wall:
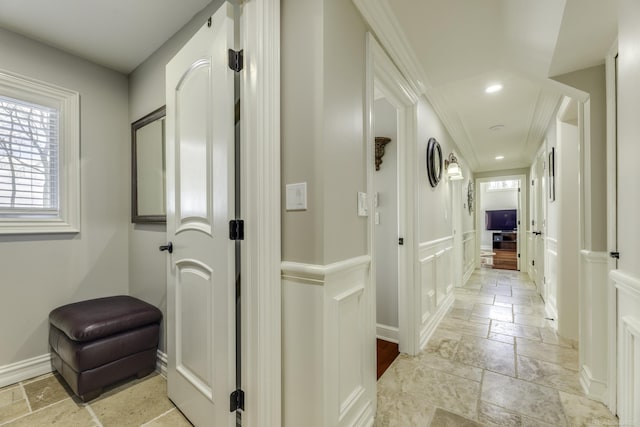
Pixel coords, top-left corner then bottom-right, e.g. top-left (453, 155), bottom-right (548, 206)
top-left (611, 2), bottom-right (640, 423)
top-left (478, 182), bottom-right (518, 248)
top-left (552, 65), bottom-right (606, 251)
top-left (127, 0), bottom-right (226, 352)
top-left (374, 98), bottom-right (399, 332)
top-left (0, 28), bottom-right (130, 366)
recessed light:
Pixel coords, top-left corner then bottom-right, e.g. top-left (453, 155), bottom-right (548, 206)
top-left (485, 84), bottom-right (503, 93)
top-left (489, 124), bottom-right (505, 131)
top-left (495, 155), bottom-right (504, 160)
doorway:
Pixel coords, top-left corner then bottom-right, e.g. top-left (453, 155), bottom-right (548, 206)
top-left (372, 96), bottom-right (400, 377)
top-left (475, 176), bottom-right (527, 274)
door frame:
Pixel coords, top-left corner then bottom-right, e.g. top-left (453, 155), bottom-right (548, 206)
top-left (239, 0), bottom-right (282, 426)
top-left (605, 38), bottom-right (618, 414)
top-left (365, 34), bottom-right (420, 356)
top-left (474, 174), bottom-right (528, 273)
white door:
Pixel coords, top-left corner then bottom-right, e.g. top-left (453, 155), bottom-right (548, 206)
top-left (165, 4), bottom-right (236, 426)
top-left (533, 149), bottom-right (546, 299)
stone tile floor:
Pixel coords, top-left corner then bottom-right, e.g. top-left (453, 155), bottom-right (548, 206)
top-left (375, 269), bottom-right (619, 427)
top-left (0, 372), bottom-right (191, 426)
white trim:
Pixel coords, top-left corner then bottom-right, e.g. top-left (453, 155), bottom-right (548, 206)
top-left (155, 350), bottom-right (167, 377)
top-left (580, 364), bottom-right (608, 403)
top-left (419, 292), bottom-right (455, 351)
top-left (376, 324), bottom-right (399, 343)
top-left (240, 0), bottom-right (281, 425)
top-left (0, 353), bottom-right (52, 388)
top-left (419, 235), bottom-right (454, 252)
top-left (365, 33), bottom-right (419, 358)
top-left (281, 255), bottom-right (371, 282)
top-left (580, 250), bottom-right (608, 264)
top-left (611, 270), bottom-right (640, 300)
top-left (605, 38), bottom-right (618, 415)
top-left (0, 69), bottom-right (80, 235)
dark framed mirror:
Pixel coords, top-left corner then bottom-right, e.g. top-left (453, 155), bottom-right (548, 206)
top-left (132, 106), bottom-right (166, 223)
top-left (426, 137), bottom-right (443, 187)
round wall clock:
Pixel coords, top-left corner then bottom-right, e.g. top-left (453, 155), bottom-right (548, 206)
top-left (426, 137), bottom-right (442, 187)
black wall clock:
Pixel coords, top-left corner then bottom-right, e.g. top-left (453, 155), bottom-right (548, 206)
top-left (426, 137), bottom-right (443, 187)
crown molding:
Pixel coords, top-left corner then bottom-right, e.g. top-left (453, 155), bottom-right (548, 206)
top-left (524, 89), bottom-right (562, 161)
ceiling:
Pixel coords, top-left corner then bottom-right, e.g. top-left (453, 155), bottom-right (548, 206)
top-left (0, 0), bottom-right (211, 73)
top-left (361, 0), bottom-right (617, 172)
top-left (0, 0), bottom-right (618, 173)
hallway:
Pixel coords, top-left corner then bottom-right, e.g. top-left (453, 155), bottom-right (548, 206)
top-left (375, 269), bottom-right (617, 426)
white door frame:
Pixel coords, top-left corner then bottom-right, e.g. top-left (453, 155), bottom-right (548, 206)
top-left (239, 0), bottom-right (281, 426)
top-left (605, 39), bottom-right (618, 414)
top-left (474, 174), bottom-right (528, 273)
top-left (365, 34), bottom-right (420, 356)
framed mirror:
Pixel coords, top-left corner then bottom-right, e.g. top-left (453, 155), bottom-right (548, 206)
top-left (132, 106), bottom-right (166, 223)
top-left (426, 137), bottom-right (443, 187)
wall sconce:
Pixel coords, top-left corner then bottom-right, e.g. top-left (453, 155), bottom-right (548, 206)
top-left (374, 137), bottom-right (391, 171)
top-left (444, 153), bottom-right (464, 180)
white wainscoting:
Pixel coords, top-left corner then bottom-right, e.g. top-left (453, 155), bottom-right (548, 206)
top-left (611, 270), bottom-right (640, 426)
top-left (462, 231), bottom-right (476, 286)
top-left (418, 236), bottom-right (455, 351)
top-left (545, 237), bottom-right (559, 323)
top-left (281, 256), bottom-right (374, 427)
top-left (579, 251), bottom-right (609, 402)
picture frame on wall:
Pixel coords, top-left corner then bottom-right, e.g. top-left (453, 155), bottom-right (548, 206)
top-left (548, 147), bottom-right (555, 202)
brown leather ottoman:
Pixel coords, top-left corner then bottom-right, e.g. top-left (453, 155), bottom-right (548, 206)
top-left (48, 295), bottom-right (162, 402)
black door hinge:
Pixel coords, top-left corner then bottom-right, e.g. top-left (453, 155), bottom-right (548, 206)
top-left (532, 260), bottom-right (535, 266)
top-left (229, 219), bottom-right (245, 240)
top-left (518, 253), bottom-right (520, 258)
top-left (398, 237), bottom-right (404, 245)
top-left (610, 251), bottom-right (620, 259)
top-left (228, 49), bottom-right (244, 72)
top-left (230, 389), bottom-right (245, 412)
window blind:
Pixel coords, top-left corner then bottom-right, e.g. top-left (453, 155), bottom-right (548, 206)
top-left (0, 95), bottom-right (59, 215)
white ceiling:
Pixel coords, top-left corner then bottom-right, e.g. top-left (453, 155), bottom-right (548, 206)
top-left (0, 0), bottom-right (618, 173)
top-left (361, 0), bottom-right (617, 172)
top-left (0, 0), bottom-right (212, 73)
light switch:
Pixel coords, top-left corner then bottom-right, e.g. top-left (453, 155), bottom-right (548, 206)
top-left (286, 182), bottom-right (307, 211)
top-left (357, 192), bottom-right (368, 216)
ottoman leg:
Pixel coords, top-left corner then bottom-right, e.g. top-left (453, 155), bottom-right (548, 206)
top-left (80, 388), bottom-right (102, 402)
top-left (136, 366), bottom-right (155, 379)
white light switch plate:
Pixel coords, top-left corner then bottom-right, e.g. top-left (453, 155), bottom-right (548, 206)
top-left (357, 192), bottom-right (368, 216)
top-left (286, 182), bottom-right (307, 211)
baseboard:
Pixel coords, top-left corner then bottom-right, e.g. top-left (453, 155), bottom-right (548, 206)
top-left (376, 324), bottom-right (399, 343)
top-left (156, 350), bottom-right (167, 377)
top-left (580, 364), bottom-right (608, 404)
top-left (0, 353), bottom-right (53, 388)
top-left (419, 292), bottom-right (455, 351)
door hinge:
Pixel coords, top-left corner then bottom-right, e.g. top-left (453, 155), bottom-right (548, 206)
top-left (398, 237), bottom-right (404, 245)
top-left (230, 389), bottom-right (245, 412)
top-left (532, 260), bottom-right (535, 266)
top-left (228, 49), bottom-right (244, 72)
top-left (229, 219), bottom-right (245, 240)
top-left (610, 251), bottom-right (620, 259)
top-left (531, 180), bottom-right (534, 186)
top-left (518, 253), bottom-right (520, 258)
top-left (518, 188), bottom-right (521, 192)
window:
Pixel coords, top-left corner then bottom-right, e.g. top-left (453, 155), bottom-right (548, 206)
top-left (0, 70), bottom-right (79, 234)
top-left (487, 180), bottom-right (519, 192)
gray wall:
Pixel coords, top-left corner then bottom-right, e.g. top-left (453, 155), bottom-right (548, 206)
top-left (281, 0), bottom-right (367, 265)
top-left (0, 28), bottom-right (130, 365)
top-left (374, 99), bottom-right (399, 329)
top-left (127, 0), bottom-right (226, 352)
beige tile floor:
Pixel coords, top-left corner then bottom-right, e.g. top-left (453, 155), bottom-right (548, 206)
top-left (0, 372), bottom-right (191, 426)
top-left (376, 268), bottom-right (620, 427)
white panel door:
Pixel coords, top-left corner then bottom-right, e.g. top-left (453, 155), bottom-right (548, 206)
top-left (165, 4), bottom-right (235, 426)
top-left (533, 149), bottom-right (546, 299)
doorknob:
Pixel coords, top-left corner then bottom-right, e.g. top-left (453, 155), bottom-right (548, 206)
top-left (159, 242), bottom-right (173, 254)
top-left (533, 231), bottom-right (542, 236)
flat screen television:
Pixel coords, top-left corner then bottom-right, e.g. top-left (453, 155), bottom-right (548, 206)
top-left (485, 209), bottom-right (517, 231)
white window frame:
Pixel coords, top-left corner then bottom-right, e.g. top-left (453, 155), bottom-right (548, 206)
top-left (0, 69), bottom-right (79, 234)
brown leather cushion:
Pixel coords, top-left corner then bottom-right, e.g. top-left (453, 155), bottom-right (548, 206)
top-left (49, 323), bottom-right (159, 372)
top-left (49, 296), bottom-right (162, 342)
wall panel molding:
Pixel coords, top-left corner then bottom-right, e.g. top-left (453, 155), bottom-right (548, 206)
top-left (282, 256), bottom-right (374, 426)
top-left (0, 354), bottom-right (52, 388)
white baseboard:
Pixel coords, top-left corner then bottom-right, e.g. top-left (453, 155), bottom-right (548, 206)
top-left (419, 292), bottom-right (455, 351)
top-left (376, 324), bottom-right (399, 343)
top-left (156, 350), bottom-right (167, 377)
top-left (0, 353), bottom-right (53, 388)
top-left (580, 364), bottom-right (608, 404)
